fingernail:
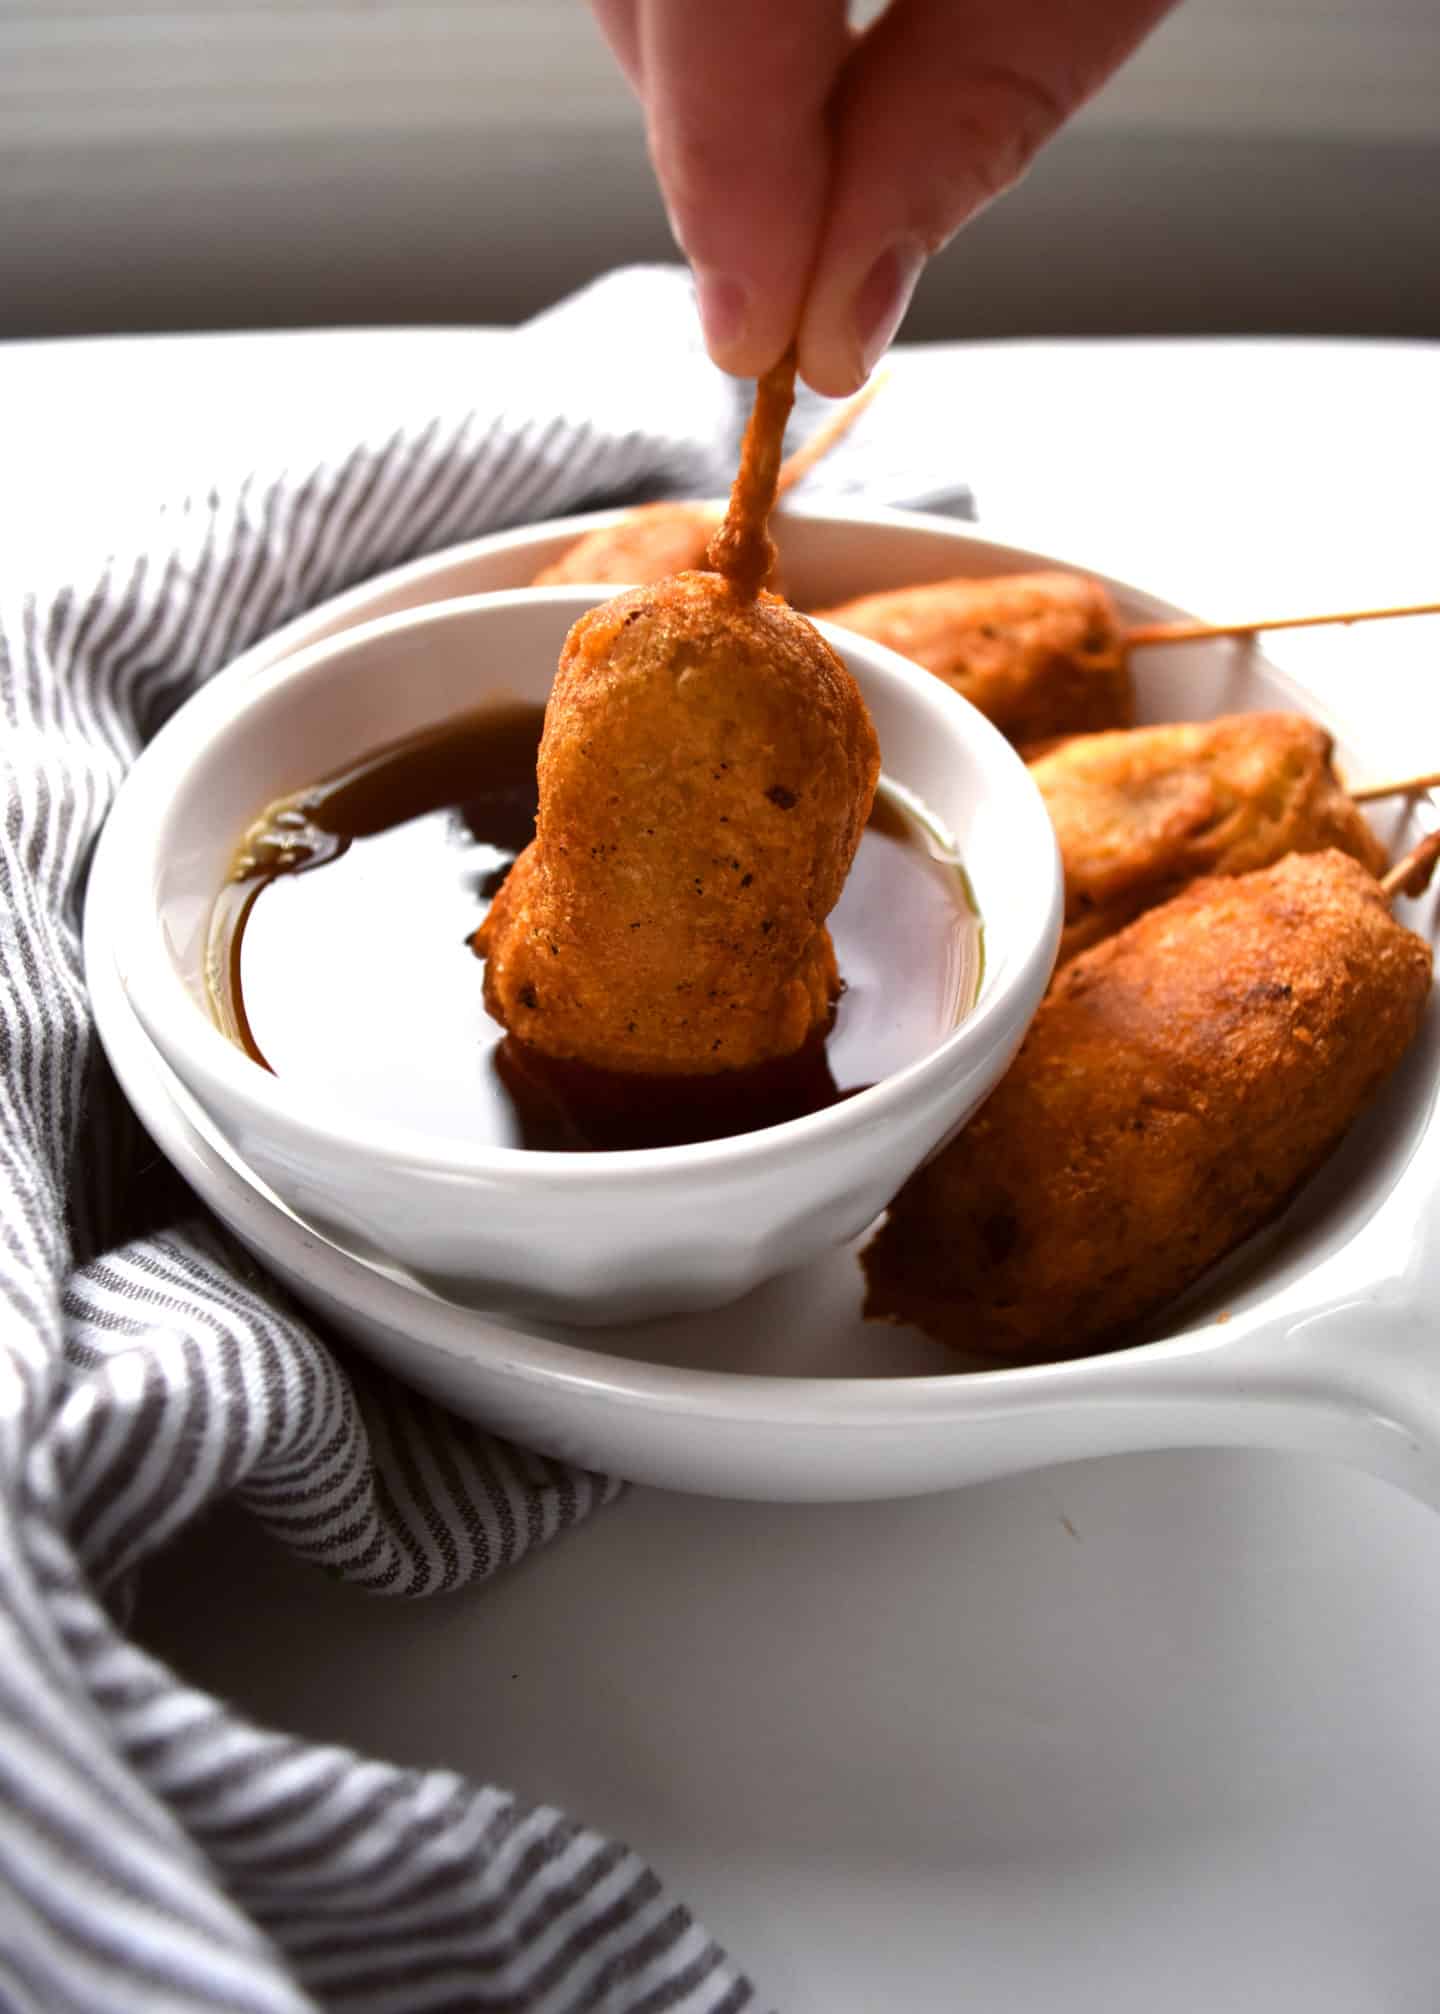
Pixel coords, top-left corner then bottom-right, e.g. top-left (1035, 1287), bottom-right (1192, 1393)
top-left (693, 268), bottom-right (748, 359)
top-left (854, 239), bottom-right (927, 380)
top-left (663, 201), bottom-right (690, 257)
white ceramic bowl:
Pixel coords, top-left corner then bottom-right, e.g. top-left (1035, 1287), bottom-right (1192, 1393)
top-left (99, 585), bottom-right (1061, 1323)
top-left (83, 507), bottom-right (1440, 1504)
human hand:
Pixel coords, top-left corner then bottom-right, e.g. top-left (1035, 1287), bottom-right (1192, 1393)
top-left (590, 0), bottom-right (1176, 394)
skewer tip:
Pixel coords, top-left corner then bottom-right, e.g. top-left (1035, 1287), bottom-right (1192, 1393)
top-left (1381, 829), bottom-right (1440, 902)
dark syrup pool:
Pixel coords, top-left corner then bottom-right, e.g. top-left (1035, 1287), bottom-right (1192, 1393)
top-left (210, 704), bottom-right (982, 1152)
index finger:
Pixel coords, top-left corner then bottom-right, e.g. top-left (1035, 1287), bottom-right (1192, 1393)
top-left (799, 0), bottom-right (1176, 393)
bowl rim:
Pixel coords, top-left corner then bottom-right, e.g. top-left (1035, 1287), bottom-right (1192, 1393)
top-left (105, 582), bottom-right (1063, 1185)
top-left (223, 496), bottom-right (1299, 693)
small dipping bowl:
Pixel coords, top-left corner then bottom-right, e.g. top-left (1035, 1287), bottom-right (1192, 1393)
top-left (104, 587), bottom-right (1061, 1323)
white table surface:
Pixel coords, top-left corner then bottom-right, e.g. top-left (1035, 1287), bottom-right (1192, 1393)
top-left (15, 327), bottom-right (1440, 2012)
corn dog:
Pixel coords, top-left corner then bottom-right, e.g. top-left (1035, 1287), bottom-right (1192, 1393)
top-left (814, 571), bottom-right (1131, 747)
top-left (477, 352), bottom-right (880, 1076)
top-left (1033, 712), bottom-right (1388, 964)
top-left (863, 849), bottom-right (1432, 1363)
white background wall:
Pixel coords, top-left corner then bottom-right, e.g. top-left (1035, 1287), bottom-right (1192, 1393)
top-left (6, 0), bottom-right (1440, 339)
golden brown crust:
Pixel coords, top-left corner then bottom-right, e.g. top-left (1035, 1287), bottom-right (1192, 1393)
top-left (477, 570), bottom-right (879, 1075)
top-left (814, 570), bottom-right (1132, 746)
top-left (531, 502), bottom-right (721, 588)
top-left (862, 850), bottom-right (1432, 1363)
top-left (1032, 712), bottom-right (1390, 963)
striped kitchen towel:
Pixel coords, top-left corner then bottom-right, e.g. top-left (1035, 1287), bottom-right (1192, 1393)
top-left (0, 264), bottom-right (971, 2013)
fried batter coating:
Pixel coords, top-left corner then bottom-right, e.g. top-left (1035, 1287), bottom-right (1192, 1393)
top-left (1034, 711), bottom-right (1389, 963)
top-left (863, 851), bottom-right (1432, 1363)
top-left (814, 571), bottom-right (1131, 746)
top-left (476, 573), bottom-right (878, 1073)
top-left (532, 502), bottom-right (721, 588)
top-left (479, 351), bottom-right (880, 1077)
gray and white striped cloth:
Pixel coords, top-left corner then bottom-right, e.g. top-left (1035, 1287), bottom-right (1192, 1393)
top-left (0, 266), bottom-right (971, 2013)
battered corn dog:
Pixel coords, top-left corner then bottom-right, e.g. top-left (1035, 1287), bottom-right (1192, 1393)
top-left (863, 850), bottom-right (1432, 1364)
top-left (477, 352), bottom-right (880, 1076)
top-left (814, 570), bottom-right (1131, 747)
top-left (1034, 712), bottom-right (1388, 963)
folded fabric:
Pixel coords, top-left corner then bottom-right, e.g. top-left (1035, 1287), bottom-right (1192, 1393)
top-left (0, 265), bottom-right (970, 2013)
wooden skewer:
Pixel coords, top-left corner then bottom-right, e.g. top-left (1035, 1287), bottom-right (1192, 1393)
top-left (705, 346), bottom-right (799, 601)
top-left (1350, 768), bottom-right (1440, 804)
top-left (1381, 829), bottom-right (1440, 902)
top-left (774, 371), bottom-right (888, 499)
top-left (1126, 598), bottom-right (1440, 649)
